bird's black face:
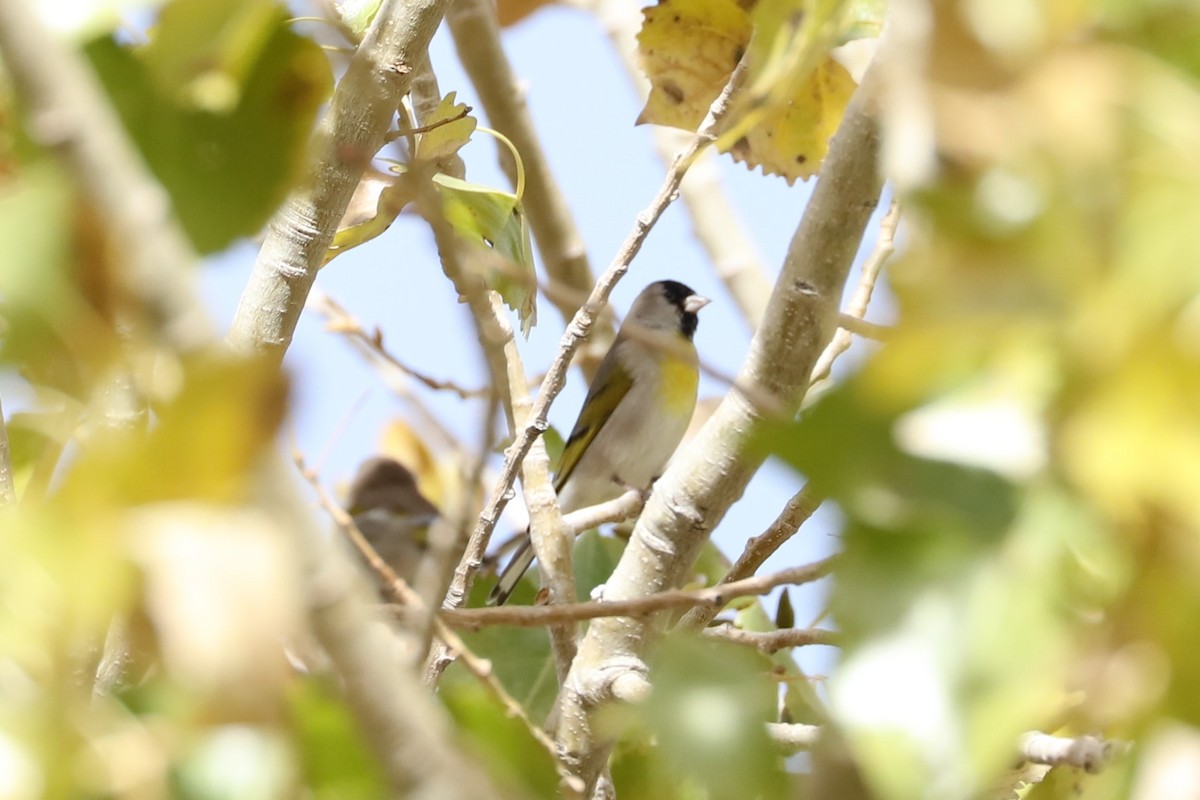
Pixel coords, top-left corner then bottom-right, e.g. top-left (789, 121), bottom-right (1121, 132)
top-left (656, 280), bottom-right (702, 340)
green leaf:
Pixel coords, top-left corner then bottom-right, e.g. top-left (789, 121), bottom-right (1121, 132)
top-left (432, 173), bottom-right (538, 334)
top-left (637, 633), bottom-right (788, 800)
top-left (574, 530), bottom-right (626, 600)
top-left (757, 378), bottom-right (1019, 539)
top-left (325, 174), bottom-right (416, 265)
top-left (85, 0), bottom-right (332, 252)
top-left (289, 677), bottom-right (387, 799)
top-left (439, 679), bottom-right (558, 798)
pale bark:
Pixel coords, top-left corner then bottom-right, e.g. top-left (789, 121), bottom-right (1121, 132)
top-left (555, 49), bottom-right (888, 793)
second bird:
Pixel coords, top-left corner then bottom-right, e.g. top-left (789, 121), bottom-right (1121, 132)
top-left (488, 279), bottom-right (710, 605)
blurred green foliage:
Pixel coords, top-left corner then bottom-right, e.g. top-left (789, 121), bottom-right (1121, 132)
top-left (2, 0), bottom-right (1200, 797)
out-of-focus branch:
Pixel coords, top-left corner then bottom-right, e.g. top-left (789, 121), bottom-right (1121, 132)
top-left (0, 0), bottom-right (211, 351)
top-left (1018, 732), bottom-right (1130, 773)
top-left (436, 558), bottom-right (836, 629)
top-left (679, 483), bottom-right (823, 630)
top-left (296, 450), bottom-right (582, 794)
top-left (228, 0), bottom-right (448, 362)
top-left (458, 62), bottom-right (749, 632)
top-left (0, 396), bottom-right (14, 507)
top-left (767, 723), bottom-right (822, 753)
top-left (703, 625), bottom-right (842, 653)
top-left (575, 0), bottom-right (775, 328)
top-left (446, 0), bottom-right (609, 355)
top-left (311, 291), bottom-right (487, 399)
top-left (555, 43), bottom-right (887, 793)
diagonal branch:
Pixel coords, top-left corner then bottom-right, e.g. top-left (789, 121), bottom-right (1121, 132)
top-left (228, 0), bottom-right (449, 362)
top-left (554, 42), bottom-right (888, 793)
top-left (452, 60), bottom-right (750, 618)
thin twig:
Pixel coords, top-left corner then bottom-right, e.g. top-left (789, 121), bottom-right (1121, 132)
top-left (836, 312), bottom-right (892, 341)
top-left (679, 483), bottom-right (823, 630)
top-left (294, 448), bottom-right (582, 794)
top-left (436, 556), bottom-right (837, 630)
top-left (312, 291), bottom-right (487, 399)
top-left (571, 0), bottom-right (775, 329)
top-left (455, 61), bottom-right (750, 622)
top-left (703, 625), bottom-right (842, 654)
top-left (809, 199), bottom-right (899, 386)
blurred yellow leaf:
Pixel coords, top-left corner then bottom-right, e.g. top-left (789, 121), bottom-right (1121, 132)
top-left (63, 352), bottom-right (288, 506)
top-left (380, 419), bottom-right (445, 509)
top-left (131, 503), bottom-right (301, 717)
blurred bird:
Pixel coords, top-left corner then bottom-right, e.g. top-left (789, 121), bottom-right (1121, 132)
top-left (346, 456), bottom-right (440, 586)
top-left (488, 279), bottom-right (710, 605)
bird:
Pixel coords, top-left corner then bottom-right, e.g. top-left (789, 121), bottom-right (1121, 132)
top-left (488, 279), bottom-right (710, 605)
top-left (345, 456), bottom-right (441, 587)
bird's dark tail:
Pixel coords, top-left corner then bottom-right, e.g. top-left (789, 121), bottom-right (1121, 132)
top-left (487, 537), bottom-right (535, 606)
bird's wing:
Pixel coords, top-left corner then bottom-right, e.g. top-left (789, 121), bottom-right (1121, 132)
top-left (554, 350), bottom-right (634, 493)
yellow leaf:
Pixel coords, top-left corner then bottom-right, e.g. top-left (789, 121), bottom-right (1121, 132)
top-left (726, 55), bottom-right (856, 182)
top-left (379, 420), bottom-right (445, 509)
top-left (636, 0), bottom-right (857, 182)
top-left (414, 91), bottom-right (478, 164)
top-left (636, 0), bottom-right (753, 130)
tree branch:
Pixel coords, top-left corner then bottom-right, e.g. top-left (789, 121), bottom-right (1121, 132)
top-left (810, 199), bottom-right (898, 385)
top-left (679, 482), bottom-right (823, 630)
top-left (766, 722), bottom-right (822, 753)
top-left (446, 0), bottom-right (607, 348)
top-left (454, 60), bottom-right (748, 618)
top-left (574, 0), bottom-right (775, 329)
top-left (435, 557), bottom-right (836, 629)
top-left (555, 46), bottom-right (887, 792)
top-left (228, 0), bottom-right (449, 362)
top-left (0, 396), bottom-right (14, 507)
top-left (703, 625), bottom-right (842, 654)
top-left (1017, 732), bottom-right (1130, 773)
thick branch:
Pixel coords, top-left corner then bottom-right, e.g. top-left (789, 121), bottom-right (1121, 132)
top-left (555, 50), bottom-right (887, 791)
top-left (577, 0), bottom-right (774, 328)
top-left (228, 0), bottom-right (448, 362)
